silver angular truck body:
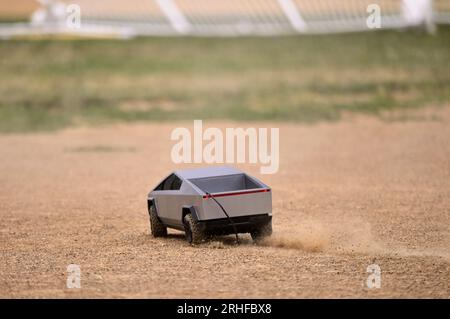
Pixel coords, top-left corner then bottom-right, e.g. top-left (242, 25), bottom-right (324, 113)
top-left (147, 166), bottom-right (272, 244)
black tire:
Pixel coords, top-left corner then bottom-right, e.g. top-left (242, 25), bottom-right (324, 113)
top-left (251, 221), bottom-right (272, 242)
top-left (149, 204), bottom-right (167, 237)
top-left (183, 213), bottom-right (204, 244)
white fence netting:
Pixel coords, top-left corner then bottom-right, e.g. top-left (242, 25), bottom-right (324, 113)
top-left (0, 0), bottom-right (448, 38)
top-left (434, 0), bottom-right (450, 23)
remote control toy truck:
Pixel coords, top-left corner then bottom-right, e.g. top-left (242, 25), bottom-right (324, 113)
top-left (147, 166), bottom-right (272, 244)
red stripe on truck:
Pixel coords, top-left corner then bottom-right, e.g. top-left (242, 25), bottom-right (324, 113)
top-left (203, 189), bottom-right (270, 199)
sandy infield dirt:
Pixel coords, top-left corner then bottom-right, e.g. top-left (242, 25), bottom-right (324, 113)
top-left (1, 108), bottom-right (449, 298)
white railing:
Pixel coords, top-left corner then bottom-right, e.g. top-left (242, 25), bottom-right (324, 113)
top-left (0, 0), bottom-right (448, 39)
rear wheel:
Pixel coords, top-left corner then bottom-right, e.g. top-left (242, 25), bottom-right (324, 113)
top-left (184, 213), bottom-right (204, 244)
top-left (251, 221), bottom-right (272, 242)
top-left (149, 204), bottom-right (167, 237)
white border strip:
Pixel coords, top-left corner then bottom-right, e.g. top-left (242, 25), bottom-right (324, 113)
top-left (277, 0), bottom-right (307, 32)
top-left (155, 0), bottom-right (191, 34)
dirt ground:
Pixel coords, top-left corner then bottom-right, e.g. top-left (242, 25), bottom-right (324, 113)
top-left (1, 108), bottom-right (449, 298)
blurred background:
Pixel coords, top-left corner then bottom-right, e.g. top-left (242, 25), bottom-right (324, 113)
top-left (0, 0), bottom-right (449, 132)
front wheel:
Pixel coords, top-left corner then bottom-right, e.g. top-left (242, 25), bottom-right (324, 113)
top-left (251, 221), bottom-right (272, 242)
top-left (184, 213), bottom-right (204, 245)
top-left (149, 204), bottom-right (167, 237)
